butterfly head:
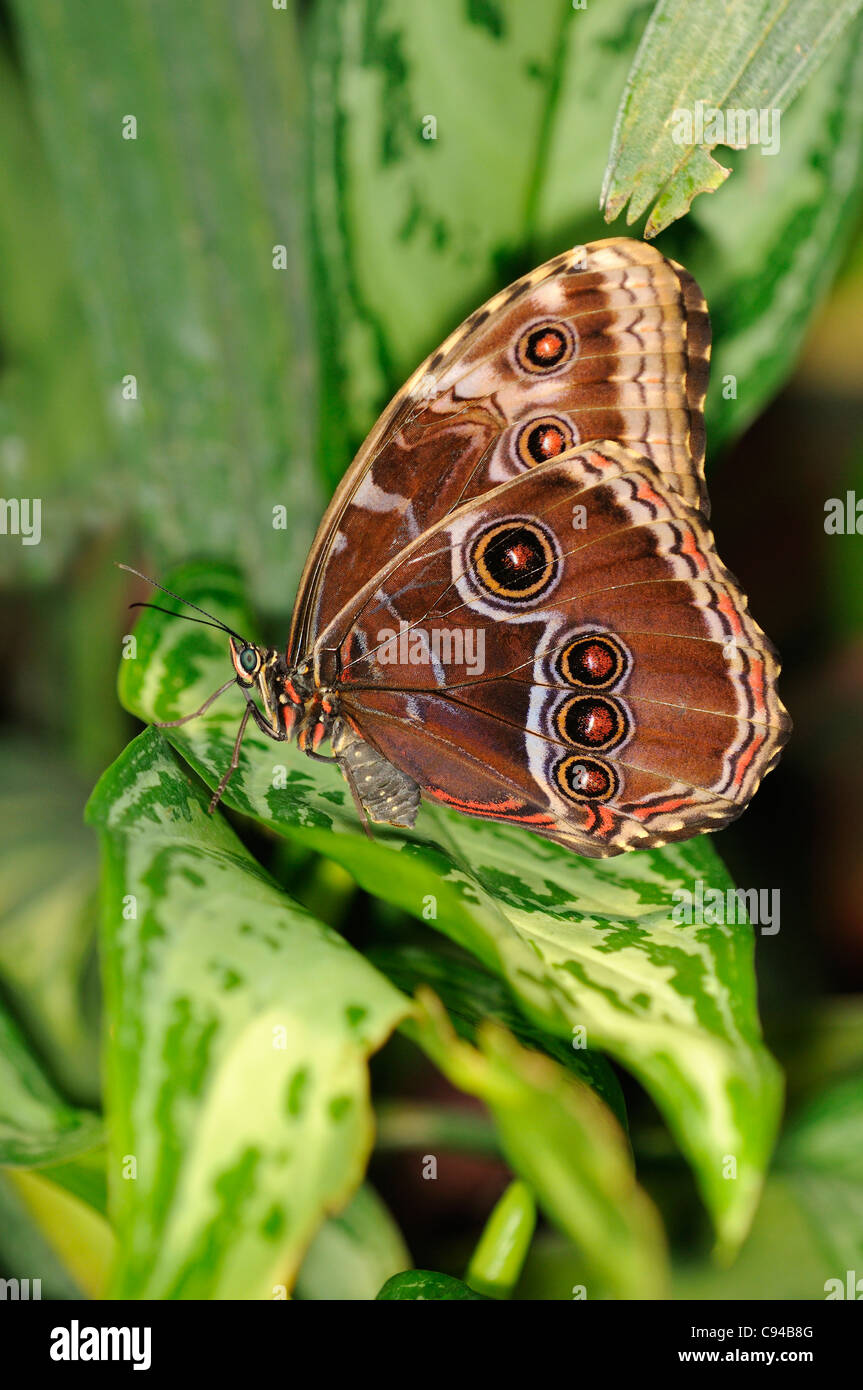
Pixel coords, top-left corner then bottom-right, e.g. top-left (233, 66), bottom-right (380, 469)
top-left (118, 562), bottom-right (290, 737)
top-left (228, 636), bottom-right (285, 733)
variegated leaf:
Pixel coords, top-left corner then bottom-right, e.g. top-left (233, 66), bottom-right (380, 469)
top-left (86, 732), bottom-right (410, 1299)
top-left (0, 1000), bottom-right (101, 1167)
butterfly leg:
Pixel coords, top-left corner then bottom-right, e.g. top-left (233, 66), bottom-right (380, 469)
top-left (339, 757), bottom-right (374, 840)
top-left (156, 677), bottom-right (237, 727)
top-left (208, 700), bottom-right (258, 814)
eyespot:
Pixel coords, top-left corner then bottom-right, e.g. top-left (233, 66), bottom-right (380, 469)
top-left (554, 754), bottom-right (618, 803)
top-left (514, 320), bottom-right (575, 376)
top-left (556, 632), bottom-right (629, 690)
top-left (469, 518), bottom-right (561, 605)
top-left (555, 695), bottom-right (628, 751)
top-left (515, 415), bottom-right (576, 467)
top-left (239, 646), bottom-right (259, 674)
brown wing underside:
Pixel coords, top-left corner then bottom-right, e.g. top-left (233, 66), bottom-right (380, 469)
top-left (288, 238), bottom-right (710, 665)
top-left (326, 443), bottom-right (788, 857)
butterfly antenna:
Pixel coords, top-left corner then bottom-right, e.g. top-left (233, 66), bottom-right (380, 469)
top-left (116, 563), bottom-right (246, 643)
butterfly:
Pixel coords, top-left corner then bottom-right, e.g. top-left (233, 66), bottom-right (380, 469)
top-left (125, 238), bottom-right (790, 858)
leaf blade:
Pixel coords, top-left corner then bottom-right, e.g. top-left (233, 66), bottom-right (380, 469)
top-left (86, 730), bottom-right (410, 1299)
top-left (601, 0), bottom-right (863, 238)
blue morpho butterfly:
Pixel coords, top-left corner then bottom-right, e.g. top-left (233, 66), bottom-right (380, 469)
top-left (123, 238), bottom-right (789, 857)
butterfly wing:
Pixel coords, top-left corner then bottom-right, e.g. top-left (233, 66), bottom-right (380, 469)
top-left (289, 238), bottom-right (710, 666)
top-left (314, 442), bottom-right (789, 857)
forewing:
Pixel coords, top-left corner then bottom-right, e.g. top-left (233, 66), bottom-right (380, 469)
top-left (289, 238), bottom-right (710, 664)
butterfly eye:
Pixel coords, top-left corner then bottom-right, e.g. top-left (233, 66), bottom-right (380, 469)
top-left (555, 695), bottom-right (628, 752)
top-left (557, 633), bottom-right (629, 690)
top-left (514, 320), bottom-right (575, 375)
top-left (239, 646), bottom-right (259, 674)
top-left (516, 415), bottom-right (576, 467)
top-left (469, 518), bottom-right (560, 604)
top-left (554, 755), bottom-right (618, 804)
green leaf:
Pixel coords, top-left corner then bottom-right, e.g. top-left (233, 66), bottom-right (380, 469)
top-left (0, 50), bottom-right (111, 584)
top-left (0, 1172), bottom-right (87, 1300)
top-left (777, 1070), bottom-right (863, 1274)
top-left (85, 733), bottom-right (410, 1299)
top-left (0, 999), bottom-right (101, 1167)
top-left (0, 740), bottom-right (101, 1103)
top-left (294, 1183), bottom-right (410, 1300)
top-left (601, 0), bottom-right (863, 238)
top-left (377, 1268), bottom-right (490, 1300)
top-left (520, 1177), bottom-right (834, 1300)
top-left (689, 26), bottom-right (863, 449)
top-left (409, 991), bottom-right (668, 1300)
top-left (369, 940), bottom-right (629, 1130)
top-left (5, 1168), bottom-right (115, 1299)
top-left (117, 565), bottom-right (783, 1256)
top-left (13, 0), bottom-right (320, 608)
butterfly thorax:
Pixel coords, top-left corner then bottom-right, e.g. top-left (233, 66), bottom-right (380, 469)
top-left (268, 657), bottom-right (420, 827)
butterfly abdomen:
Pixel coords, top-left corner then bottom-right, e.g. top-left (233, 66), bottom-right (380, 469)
top-left (331, 719), bottom-right (421, 828)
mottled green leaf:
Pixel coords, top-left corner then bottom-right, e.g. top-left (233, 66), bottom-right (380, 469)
top-left (601, 0), bottom-right (863, 238)
top-left (0, 999), bottom-right (101, 1167)
top-left (377, 1268), bottom-right (490, 1300)
top-left (116, 565), bottom-right (783, 1255)
top-left (13, 0), bottom-right (319, 608)
top-left (85, 733), bottom-right (410, 1299)
top-left (532, 0), bottom-right (656, 248)
top-left (409, 991), bottom-right (667, 1299)
top-left (295, 1183), bottom-right (410, 1300)
top-left (0, 741), bottom-right (100, 1103)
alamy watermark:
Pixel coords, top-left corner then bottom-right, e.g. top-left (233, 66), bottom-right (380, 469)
top-left (672, 879), bottom-right (780, 934)
top-left (0, 497), bottom-right (41, 545)
top-left (824, 491), bottom-right (863, 534)
top-left (671, 101), bottom-right (781, 157)
top-left (375, 621), bottom-right (485, 677)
